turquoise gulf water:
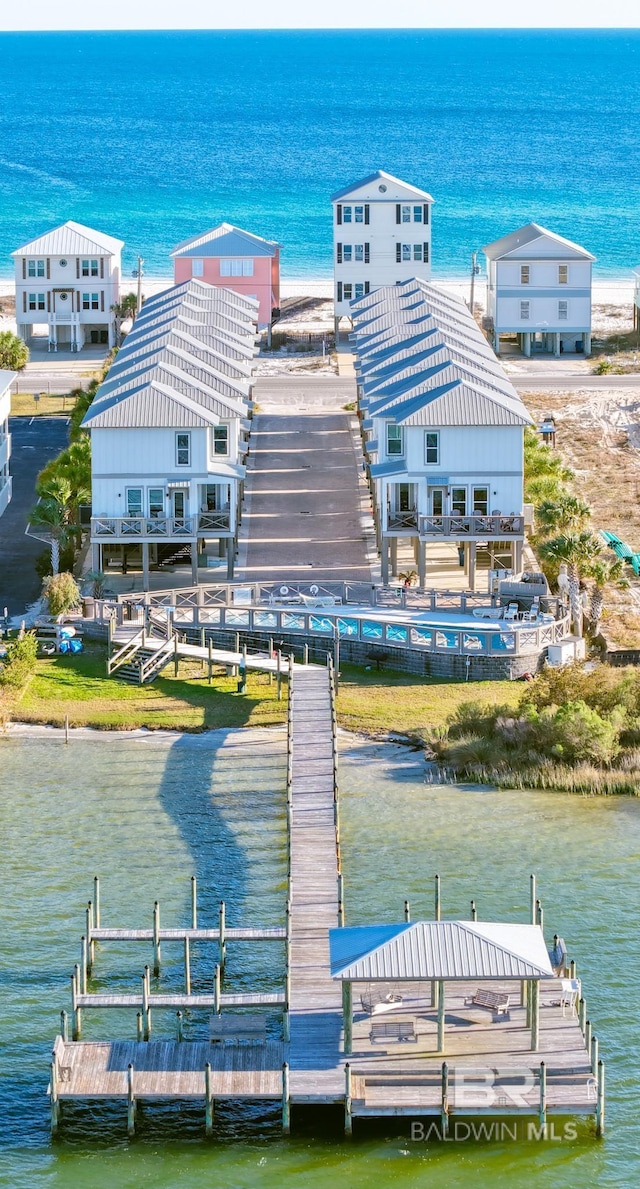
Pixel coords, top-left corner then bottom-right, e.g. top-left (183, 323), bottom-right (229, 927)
top-left (0, 730), bottom-right (639, 1187)
top-left (0, 30), bottom-right (639, 281)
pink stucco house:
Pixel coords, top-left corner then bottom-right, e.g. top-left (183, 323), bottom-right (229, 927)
top-left (170, 223), bottom-right (280, 328)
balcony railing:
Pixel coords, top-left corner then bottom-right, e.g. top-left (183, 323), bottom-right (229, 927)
top-left (387, 509), bottom-right (419, 531)
top-left (91, 512), bottom-right (231, 540)
top-left (419, 514), bottom-right (525, 538)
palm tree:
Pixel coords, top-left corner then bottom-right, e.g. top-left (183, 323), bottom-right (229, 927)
top-left (111, 293), bottom-right (140, 346)
top-left (589, 556), bottom-right (629, 635)
top-left (539, 532), bottom-right (603, 636)
top-left (535, 493), bottom-right (591, 538)
top-left (28, 497), bottom-right (70, 574)
top-left (0, 330), bottom-right (29, 371)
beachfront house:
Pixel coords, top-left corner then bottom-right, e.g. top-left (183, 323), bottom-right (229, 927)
top-left (351, 279), bottom-right (532, 587)
top-left (170, 223), bottom-right (280, 330)
top-left (83, 279), bottom-right (258, 583)
top-left (331, 170), bottom-right (434, 336)
top-left (0, 370), bottom-right (16, 519)
top-left (483, 223), bottom-right (594, 357)
top-left (12, 221), bottom-right (123, 351)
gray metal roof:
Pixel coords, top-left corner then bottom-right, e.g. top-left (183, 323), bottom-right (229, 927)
top-left (82, 381), bottom-right (217, 428)
top-left (12, 220), bottom-right (124, 257)
top-left (0, 370), bottom-right (17, 396)
top-left (330, 921), bottom-right (554, 982)
top-left (351, 280), bottom-right (532, 429)
top-left (330, 169), bottom-right (434, 203)
top-left (482, 222), bottom-right (595, 262)
top-left (171, 222), bottom-right (279, 258)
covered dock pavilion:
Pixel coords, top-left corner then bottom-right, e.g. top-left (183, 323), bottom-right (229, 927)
top-left (330, 919), bottom-right (555, 1055)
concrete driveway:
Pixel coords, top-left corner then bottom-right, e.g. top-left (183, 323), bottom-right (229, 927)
top-left (239, 376), bottom-right (374, 583)
top-left (0, 416), bottom-right (70, 617)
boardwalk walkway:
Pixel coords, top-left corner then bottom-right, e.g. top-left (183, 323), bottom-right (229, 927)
top-left (287, 664), bottom-right (343, 1097)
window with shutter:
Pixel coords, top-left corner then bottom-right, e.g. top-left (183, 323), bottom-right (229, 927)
top-left (396, 204), bottom-right (401, 224)
top-left (364, 243), bottom-right (370, 264)
top-left (364, 281), bottom-right (370, 295)
top-left (47, 293), bottom-right (51, 312)
top-left (22, 292), bottom-right (26, 312)
top-left (22, 259), bottom-right (26, 279)
top-left (76, 258), bottom-right (80, 278)
top-left (364, 204), bottom-right (370, 225)
top-left (337, 243), bottom-right (342, 264)
top-left (395, 244), bottom-right (401, 263)
top-left (46, 259), bottom-right (50, 279)
top-left (100, 258), bottom-right (104, 278)
top-left (100, 292), bottom-right (104, 311)
top-left (424, 242), bottom-right (429, 263)
top-left (337, 204), bottom-right (342, 225)
top-left (424, 204), bottom-right (429, 224)
top-left (337, 281), bottom-right (343, 303)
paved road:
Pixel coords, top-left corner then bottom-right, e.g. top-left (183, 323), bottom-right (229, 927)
top-left (0, 417), bottom-right (70, 618)
top-left (513, 373), bottom-right (640, 391)
top-left (240, 375), bottom-right (372, 583)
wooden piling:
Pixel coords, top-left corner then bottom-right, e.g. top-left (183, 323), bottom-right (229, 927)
top-left (268, 637), bottom-right (273, 684)
top-left (283, 967), bottom-right (291, 1042)
top-left (530, 873), bottom-right (536, 924)
top-left (591, 1033), bottom-right (598, 1075)
top-left (87, 901), bottom-right (95, 969)
top-left (441, 1062), bottom-right (449, 1138)
top-left (470, 899), bottom-right (477, 921)
top-left (219, 901), bottom-right (226, 969)
top-left (205, 1062), bottom-right (214, 1136)
top-left (50, 1052), bottom-right (60, 1134)
top-left (338, 872), bottom-right (344, 926)
top-left (176, 1011), bottom-right (184, 1042)
top-left (538, 1062), bottom-right (547, 1135)
top-left (214, 963), bottom-right (221, 1015)
top-left (570, 958), bottom-right (577, 979)
top-left (191, 876), bottom-right (197, 930)
top-left (208, 638), bottom-right (213, 685)
top-left (435, 873), bottom-right (441, 920)
top-left (153, 902), bottom-right (161, 975)
top-left (136, 1011), bottom-right (143, 1042)
top-left (142, 967), bottom-right (151, 1039)
top-left (404, 899), bottom-right (410, 923)
top-left (127, 1063), bottom-right (136, 1137)
top-left (437, 981), bottom-right (445, 1052)
top-left (282, 1062), bottom-right (290, 1134)
top-left (585, 1018), bottom-right (592, 1058)
top-left (342, 980), bottom-right (353, 1054)
top-left (73, 965), bottom-right (82, 1038)
top-left (184, 937), bottom-right (191, 994)
top-left (303, 643), bottom-right (309, 665)
top-left (64, 714), bottom-right (69, 744)
top-left (80, 937), bottom-right (87, 994)
top-left (277, 650), bottom-right (282, 700)
top-left (174, 633), bottom-right (179, 676)
top-left (579, 996), bottom-right (587, 1035)
top-left (94, 876), bottom-right (101, 928)
top-left (596, 1060), bottom-right (605, 1136)
top-left (60, 1010), bottom-right (68, 1043)
top-left (344, 1062), bottom-right (353, 1137)
top-left (530, 979), bottom-right (540, 1050)
top-left (535, 898), bottom-right (543, 934)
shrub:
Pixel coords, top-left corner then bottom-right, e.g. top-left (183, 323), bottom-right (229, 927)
top-left (0, 330), bottom-right (29, 371)
top-left (0, 632), bottom-right (38, 687)
top-left (42, 572), bottom-right (81, 616)
top-left (544, 699), bottom-right (621, 766)
top-left (523, 663), bottom-right (640, 719)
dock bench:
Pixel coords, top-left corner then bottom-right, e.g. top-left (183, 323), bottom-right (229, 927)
top-left (210, 1015), bottom-right (267, 1044)
top-left (465, 989), bottom-right (511, 1019)
top-left (369, 1019), bottom-right (417, 1044)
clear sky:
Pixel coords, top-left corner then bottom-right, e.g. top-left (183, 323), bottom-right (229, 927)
top-left (2, 3), bottom-right (639, 30)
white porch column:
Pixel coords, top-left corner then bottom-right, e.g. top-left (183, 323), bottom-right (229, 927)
top-left (191, 542), bottom-right (199, 583)
top-left (523, 332), bottom-right (531, 357)
top-left (437, 981), bottom-right (446, 1052)
top-left (91, 542), bottom-right (101, 572)
top-left (553, 333), bottom-right (561, 357)
top-left (418, 540), bottom-right (426, 588)
top-left (142, 541), bottom-right (150, 590)
top-left (227, 540), bottom-right (235, 580)
top-left (584, 332), bottom-right (591, 355)
top-left (469, 541), bottom-right (477, 590)
top-left (390, 537), bottom-right (398, 578)
top-left (381, 537), bottom-right (389, 585)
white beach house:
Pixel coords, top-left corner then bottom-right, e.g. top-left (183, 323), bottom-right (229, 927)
top-left (83, 279), bottom-right (258, 584)
top-left (483, 223), bottom-right (595, 357)
top-left (0, 371), bottom-right (16, 519)
top-left (351, 279), bottom-right (533, 587)
top-left (331, 170), bottom-right (434, 334)
top-left (12, 221), bottom-right (124, 351)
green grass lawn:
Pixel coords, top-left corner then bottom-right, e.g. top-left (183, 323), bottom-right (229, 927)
top-left (10, 392), bottom-right (81, 417)
top-left (10, 645), bottom-right (521, 736)
top-left (334, 663), bottom-right (521, 737)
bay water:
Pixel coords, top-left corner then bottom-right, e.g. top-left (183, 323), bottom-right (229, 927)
top-left (0, 729), bottom-right (638, 1187)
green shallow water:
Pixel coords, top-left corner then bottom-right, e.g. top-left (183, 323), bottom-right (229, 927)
top-left (0, 731), bottom-right (638, 1188)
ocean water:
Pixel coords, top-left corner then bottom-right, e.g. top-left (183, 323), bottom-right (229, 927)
top-left (0, 30), bottom-right (639, 282)
top-left (0, 730), bottom-right (638, 1188)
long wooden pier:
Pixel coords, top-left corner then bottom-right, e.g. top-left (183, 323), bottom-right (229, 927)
top-left (49, 659), bottom-right (604, 1139)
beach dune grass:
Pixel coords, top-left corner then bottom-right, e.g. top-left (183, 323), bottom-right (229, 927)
top-left (9, 646), bottom-right (519, 735)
